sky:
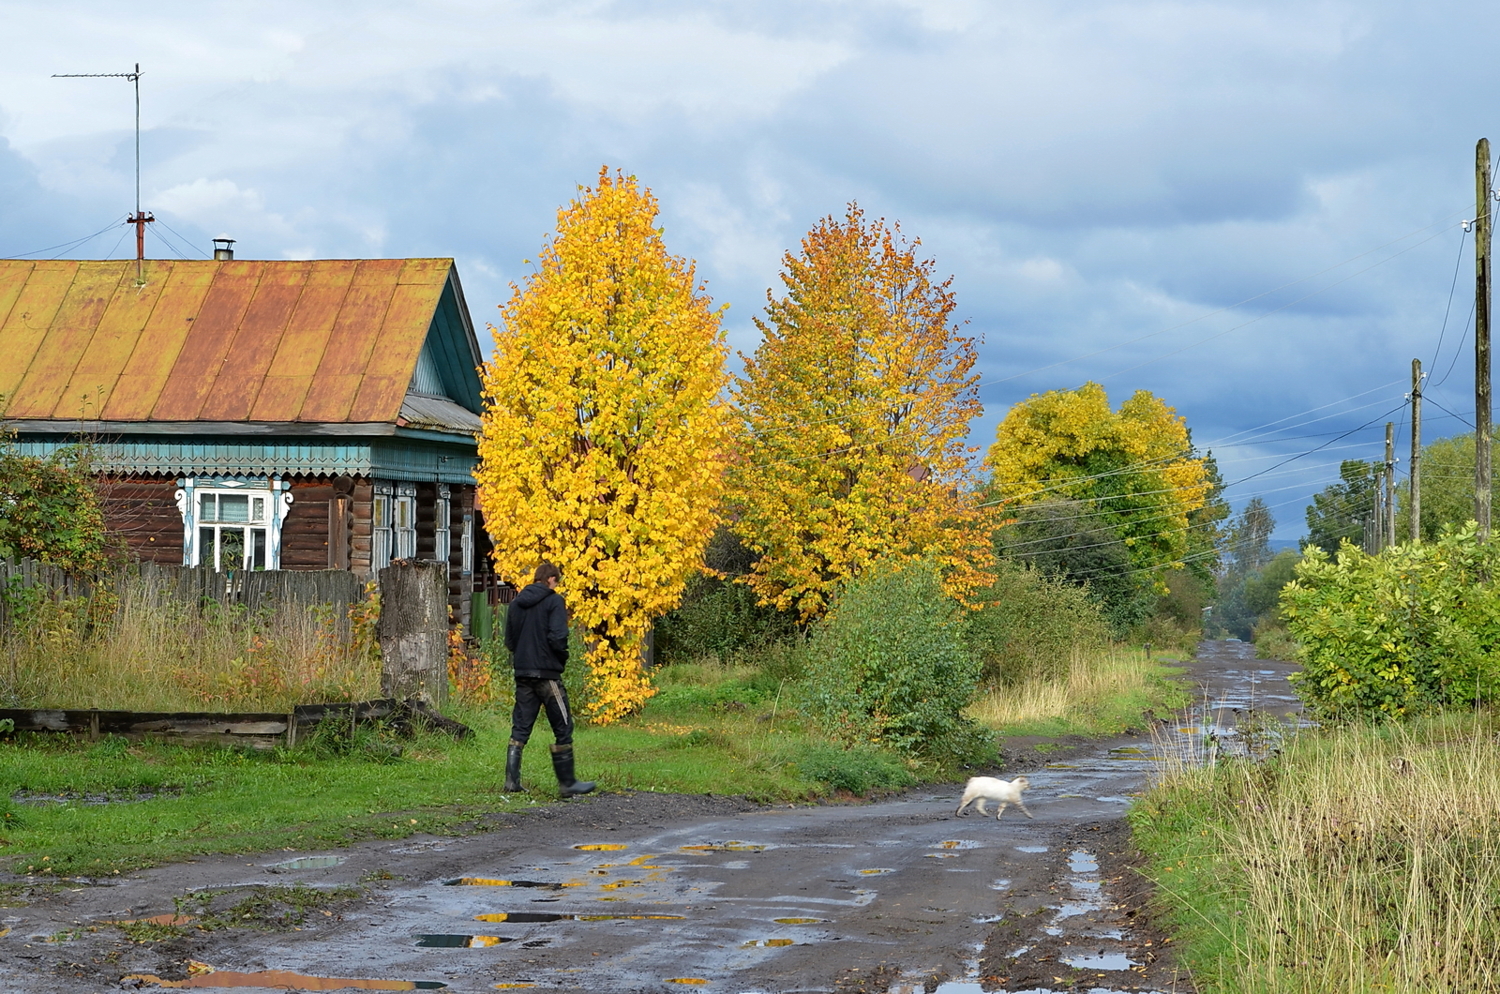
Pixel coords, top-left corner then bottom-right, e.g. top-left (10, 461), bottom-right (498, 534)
top-left (1, 0), bottom-right (1495, 541)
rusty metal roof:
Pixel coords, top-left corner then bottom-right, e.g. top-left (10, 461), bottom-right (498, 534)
top-left (0, 258), bottom-right (478, 425)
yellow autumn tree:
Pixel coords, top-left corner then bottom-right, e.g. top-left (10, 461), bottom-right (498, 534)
top-left (727, 205), bottom-right (993, 620)
top-left (475, 168), bottom-right (729, 723)
top-left (986, 382), bottom-right (1211, 617)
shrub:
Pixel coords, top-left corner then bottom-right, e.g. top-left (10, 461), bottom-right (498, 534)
top-left (1252, 618), bottom-right (1299, 661)
top-left (792, 743), bottom-right (916, 795)
top-left (801, 560), bottom-right (988, 759)
top-left (1281, 527), bottom-right (1500, 718)
top-left (964, 559), bottom-right (1111, 685)
top-left (654, 573), bottom-right (799, 665)
top-left (0, 441), bottom-right (110, 573)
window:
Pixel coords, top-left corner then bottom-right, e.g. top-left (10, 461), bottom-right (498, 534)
top-left (372, 484), bottom-right (393, 571)
top-left (434, 484), bottom-right (451, 564)
top-left (461, 513), bottom-right (474, 576)
top-left (395, 483), bottom-right (417, 560)
top-left (176, 477), bottom-right (291, 571)
top-left (373, 481), bottom-right (418, 570)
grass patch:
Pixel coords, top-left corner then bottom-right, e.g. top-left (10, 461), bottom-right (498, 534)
top-left (1131, 710), bottom-right (1500, 992)
top-left (967, 646), bottom-right (1188, 737)
top-left (0, 663), bottom-right (927, 875)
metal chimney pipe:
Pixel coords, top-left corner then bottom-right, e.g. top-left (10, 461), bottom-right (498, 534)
top-left (212, 235), bottom-right (236, 261)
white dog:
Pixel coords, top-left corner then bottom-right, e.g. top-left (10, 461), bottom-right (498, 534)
top-left (954, 775), bottom-right (1033, 820)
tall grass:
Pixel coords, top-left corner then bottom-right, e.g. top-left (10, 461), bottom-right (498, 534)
top-left (0, 576), bottom-right (380, 711)
top-left (1133, 712), bottom-right (1500, 993)
top-left (967, 645), bottom-right (1178, 733)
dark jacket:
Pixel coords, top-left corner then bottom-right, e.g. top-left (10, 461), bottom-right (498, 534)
top-left (505, 582), bottom-right (570, 678)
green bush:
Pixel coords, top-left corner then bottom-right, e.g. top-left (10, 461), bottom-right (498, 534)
top-left (801, 560), bottom-right (988, 759)
top-left (654, 574), bottom-right (799, 665)
top-left (792, 743), bottom-right (916, 795)
top-left (965, 559), bottom-right (1112, 684)
top-left (1281, 527), bottom-right (1500, 718)
top-left (0, 440), bottom-right (111, 573)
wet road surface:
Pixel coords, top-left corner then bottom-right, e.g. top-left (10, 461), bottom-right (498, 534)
top-left (1, 641), bottom-right (1300, 994)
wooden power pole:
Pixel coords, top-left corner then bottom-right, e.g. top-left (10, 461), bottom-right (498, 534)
top-left (1372, 466), bottom-right (1385, 551)
top-left (1411, 358), bottom-right (1423, 543)
top-left (1385, 422), bottom-right (1396, 547)
top-left (1477, 138), bottom-right (1493, 541)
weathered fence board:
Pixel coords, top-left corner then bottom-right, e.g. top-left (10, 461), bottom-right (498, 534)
top-left (0, 698), bottom-right (470, 751)
top-left (0, 558), bottom-right (365, 639)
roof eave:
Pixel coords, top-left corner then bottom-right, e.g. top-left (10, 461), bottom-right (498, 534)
top-left (7, 419), bottom-right (405, 438)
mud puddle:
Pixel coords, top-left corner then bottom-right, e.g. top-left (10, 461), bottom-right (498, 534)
top-left (2, 641), bottom-right (1293, 992)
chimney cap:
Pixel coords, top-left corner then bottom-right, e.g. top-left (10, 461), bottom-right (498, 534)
top-left (212, 235), bottom-right (236, 261)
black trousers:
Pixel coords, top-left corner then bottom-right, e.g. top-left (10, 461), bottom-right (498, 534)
top-left (510, 676), bottom-right (574, 747)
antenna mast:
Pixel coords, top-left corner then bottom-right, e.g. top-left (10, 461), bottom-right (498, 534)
top-left (53, 63), bottom-right (153, 282)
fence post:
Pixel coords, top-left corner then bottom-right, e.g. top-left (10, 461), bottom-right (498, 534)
top-left (375, 560), bottom-right (450, 707)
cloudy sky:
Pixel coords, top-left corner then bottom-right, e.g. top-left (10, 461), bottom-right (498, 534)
top-left (2, 0), bottom-right (1494, 539)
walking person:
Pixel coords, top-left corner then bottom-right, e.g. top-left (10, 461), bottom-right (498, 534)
top-left (503, 562), bottom-right (596, 797)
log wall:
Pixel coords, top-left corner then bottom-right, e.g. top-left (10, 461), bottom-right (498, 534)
top-left (100, 476), bottom-right (183, 564)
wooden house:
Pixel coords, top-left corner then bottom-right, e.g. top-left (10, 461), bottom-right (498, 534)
top-left (0, 256), bottom-right (498, 622)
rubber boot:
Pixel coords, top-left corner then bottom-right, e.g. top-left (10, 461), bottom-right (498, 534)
top-left (551, 743), bottom-right (596, 797)
top-left (503, 740), bottom-right (525, 793)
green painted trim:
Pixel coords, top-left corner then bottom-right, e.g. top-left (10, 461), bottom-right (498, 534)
top-left (13, 433), bottom-right (478, 485)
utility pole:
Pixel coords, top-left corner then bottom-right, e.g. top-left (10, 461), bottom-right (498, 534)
top-left (1385, 422), bottom-right (1396, 547)
top-left (1477, 138), bottom-right (1493, 541)
top-left (1372, 466), bottom-right (1385, 552)
top-left (1411, 358), bottom-right (1423, 543)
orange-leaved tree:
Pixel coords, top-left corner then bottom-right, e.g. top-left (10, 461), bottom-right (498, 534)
top-left (726, 204), bottom-right (993, 620)
top-left (475, 168), bottom-right (730, 723)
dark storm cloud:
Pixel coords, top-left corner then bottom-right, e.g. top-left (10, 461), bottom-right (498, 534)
top-left (3, 0), bottom-right (1496, 537)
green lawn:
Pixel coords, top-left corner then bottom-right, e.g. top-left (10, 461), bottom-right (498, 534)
top-left (0, 667), bottom-right (915, 876)
top-left (1, 652), bottom-right (1191, 877)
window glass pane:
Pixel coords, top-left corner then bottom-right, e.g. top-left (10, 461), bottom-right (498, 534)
top-left (251, 529), bottom-right (267, 570)
top-left (199, 493), bottom-right (217, 522)
top-left (199, 527), bottom-right (216, 569)
top-left (219, 494), bottom-right (249, 523)
top-left (251, 496), bottom-right (265, 522)
top-left (220, 528), bottom-right (246, 570)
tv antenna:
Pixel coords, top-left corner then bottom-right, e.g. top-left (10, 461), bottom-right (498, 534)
top-left (53, 63), bottom-right (153, 281)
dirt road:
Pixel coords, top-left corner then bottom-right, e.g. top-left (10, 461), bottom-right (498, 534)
top-left (0, 642), bottom-right (1299, 994)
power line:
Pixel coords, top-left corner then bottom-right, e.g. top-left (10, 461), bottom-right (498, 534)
top-left (1431, 226), bottom-right (1468, 371)
top-left (153, 217), bottom-right (210, 258)
top-left (1, 218), bottom-right (128, 259)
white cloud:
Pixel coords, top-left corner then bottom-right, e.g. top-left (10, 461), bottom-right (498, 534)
top-left (154, 177), bottom-right (263, 218)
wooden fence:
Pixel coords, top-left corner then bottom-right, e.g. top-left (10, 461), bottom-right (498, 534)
top-left (0, 558), bottom-right (365, 638)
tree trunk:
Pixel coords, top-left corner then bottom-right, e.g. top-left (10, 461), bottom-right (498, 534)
top-left (377, 560), bottom-right (450, 706)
